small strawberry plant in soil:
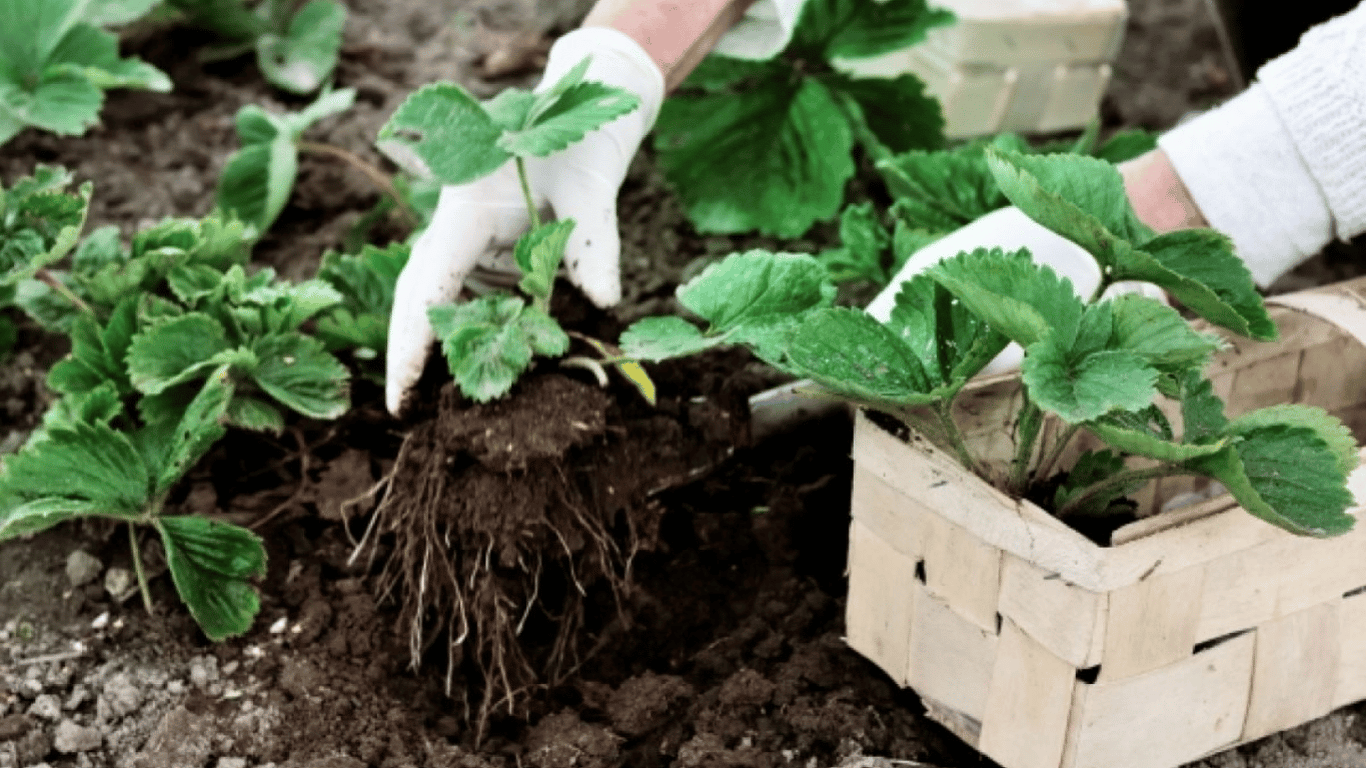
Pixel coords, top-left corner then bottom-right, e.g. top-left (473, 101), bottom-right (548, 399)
top-left (5, 2), bottom-right (1366, 768)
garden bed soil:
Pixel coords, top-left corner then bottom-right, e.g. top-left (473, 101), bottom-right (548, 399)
top-left (6, 1), bottom-right (1366, 767)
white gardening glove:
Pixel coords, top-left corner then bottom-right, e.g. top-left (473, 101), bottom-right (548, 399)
top-left (865, 206), bottom-right (1166, 377)
top-left (385, 28), bottom-right (665, 416)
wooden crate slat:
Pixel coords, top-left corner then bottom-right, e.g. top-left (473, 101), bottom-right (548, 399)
top-left (1097, 566), bottom-right (1205, 681)
top-left (1195, 521), bottom-right (1366, 642)
top-left (1332, 590), bottom-right (1366, 709)
top-left (853, 412), bottom-right (1108, 589)
top-left (849, 466), bottom-right (925, 560)
top-left (1061, 632), bottom-right (1255, 768)
top-left (979, 617), bottom-right (1076, 768)
top-left (920, 510), bottom-right (1003, 632)
top-left (1243, 601), bottom-right (1341, 741)
top-left (845, 520), bottom-right (918, 685)
top-left (907, 581), bottom-right (998, 722)
top-left (1296, 336), bottom-right (1366, 412)
top-left (997, 553), bottom-right (1107, 668)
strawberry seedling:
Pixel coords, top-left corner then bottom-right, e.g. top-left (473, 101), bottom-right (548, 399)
top-left (166, 0), bottom-right (345, 93)
top-left (624, 149), bottom-right (1358, 538)
top-left (377, 56), bottom-right (645, 402)
top-left (821, 128), bottom-right (1160, 289)
top-left (653, 0), bottom-right (953, 238)
top-left (0, 0), bottom-right (171, 145)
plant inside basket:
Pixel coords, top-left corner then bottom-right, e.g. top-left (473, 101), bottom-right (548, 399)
top-left (620, 148), bottom-right (1360, 538)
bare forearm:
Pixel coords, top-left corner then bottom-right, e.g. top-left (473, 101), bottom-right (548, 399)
top-left (583, 0), bottom-right (757, 90)
top-left (1119, 148), bottom-right (1209, 233)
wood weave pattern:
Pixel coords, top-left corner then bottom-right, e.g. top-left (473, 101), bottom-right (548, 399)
top-left (846, 277), bottom-right (1366, 768)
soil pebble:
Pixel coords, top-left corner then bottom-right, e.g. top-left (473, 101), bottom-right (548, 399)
top-left (53, 718), bottom-right (102, 753)
top-left (64, 550), bottom-right (103, 588)
top-left (525, 712), bottom-right (622, 768)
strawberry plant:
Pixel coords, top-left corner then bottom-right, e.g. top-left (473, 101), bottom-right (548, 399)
top-left (820, 128), bottom-right (1159, 287)
top-left (166, 0), bottom-right (345, 94)
top-left (653, 0), bottom-right (953, 238)
top-left (216, 86), bottom-right (358, 236)
top-left (0, 165), bottom-right (375, 640)
top-left (376, 56), bottom-right (644, 402)
top-left (314, 241), bottom-right (410, 369)
top-left (0, 0), bottom-right (172, 145)
top-left (623, 148), bottom-right (1358, 538)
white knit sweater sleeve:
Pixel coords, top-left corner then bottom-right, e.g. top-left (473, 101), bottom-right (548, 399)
top-left (712, 0), bottom-right (805, 60)
top-left (1158, 3), bottom-right (1366, 287)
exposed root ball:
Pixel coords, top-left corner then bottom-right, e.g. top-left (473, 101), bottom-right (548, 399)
top-left (358, 375), bottom-right (670, 733)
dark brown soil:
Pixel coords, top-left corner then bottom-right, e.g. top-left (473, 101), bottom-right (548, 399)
top-left (6, 1), bottom-right (1366, 768)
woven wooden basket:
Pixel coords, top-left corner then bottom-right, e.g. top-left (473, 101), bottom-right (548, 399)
top-left (845, 276), bottom-right (1366, 768)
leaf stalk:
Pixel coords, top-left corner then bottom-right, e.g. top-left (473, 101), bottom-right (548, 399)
top-left (1035, 422), bottom-right (1082, 481)
top-left (516, 157), bottom-right (540, 230)
top-left (1007, 397), bottom-right (1044, 495)
top-left (129, 523), bottom-right (154, 616)
top-left (297, 141), bottom-right (419, 227)
top-left (37, 269), bottom-right (93, 315)
top-left (1056, 463), bottom-right (1179, 519)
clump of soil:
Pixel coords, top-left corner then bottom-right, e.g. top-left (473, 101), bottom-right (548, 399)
top-left (356, 371), bottom-right (743, 731)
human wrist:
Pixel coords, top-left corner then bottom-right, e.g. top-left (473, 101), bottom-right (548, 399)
top-left (1118, 149), bottom-right (1208, 233)
top-left (583, 0), bottom-right (754, 90)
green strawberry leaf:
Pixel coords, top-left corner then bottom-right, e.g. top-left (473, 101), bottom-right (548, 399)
top-left (619, 316), bottom-right (723, 362)
top-left (0, 421), bottom-right (150, 531)
top-left (249, 334), bottom-right (350, 419)
top-left (880, 145), bottom-right (1006, 232)
top-left (1229, 404), bottom-right (1359, 476)
top-left (1106, 293), bottom-right (1222, 371)
top-left (83, 0), bottom-right (161, 27)
top-left (484, 87), bottom-right (538, 132)
top-left (818, 202), bottom-right (891, 284)
top-left (50, 23), bottom-right (171, 92)
top-left (153, 366), bottom-right (233, 494)
top-left (1052, 450), bottom-right (1136, 517)
top-left (377, 82), bottom-right (509, 184)
top-left (791, 0), bottom-right (955, 60)
top-left (429, 294), bottom-right (570, 403)
top-left (127, 313), bottom-right (234, 395)
top-left (226, 395), bottom-right (285, 434)
top-left (216, 133), bottom-right (296, 236)
top-left (1087, 414), bottom-right (1227, 463)
top-left (1092, 128), bottom-right (1158, 164)
top-left (514, 219), bottom-right (575, 304)
top-left (778, 306), bottom-right (940, 407)
top-left (156, 515), bottom-right (266, 641)
top-left (1118, 228), bottom-right (1275, 340)
top-left (985, 148), bottom-right (1152, 269)
top-left (925, 247), bottom-right (1085, 348)
top-left (254, 0), bottom-right (345, 94)
top-left (1179, 370), bottom-right (1228, 445)
top-left (887, 272), bottom-right (1009, 388)
top-left (1187, 426), bottom-right (1355, 537)
top-left (1022, 335), bottom-right (1157, 424)
top-left (655, 76), bottom-right (854, 237)
top-left (314, 242), bottom-right (409, 353)
top-left (825, 73), bottom-right (943, 154)
top-left (677, 250), bottom-right (835, 332)
top-left (499, 79), bottom-right (641, 158)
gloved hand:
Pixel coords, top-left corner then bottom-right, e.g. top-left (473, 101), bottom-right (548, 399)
top-left (864, 206), bottom-right (1165, 376)
top-left (384, 27), bottom-right (665, 416)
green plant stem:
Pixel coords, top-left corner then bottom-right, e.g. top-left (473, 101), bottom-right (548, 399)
top-left (833, 91), bottom-right (892, 165)
top-left (129, 524), bottom-right (154, 616)
top-left (36, 269), bottom-right (92, 315)
top-left (1007, 398), bottom-right (1044, 495)
top-left (932, 400), bottom-right (977, 475)
top-left (516, 157), bottom-right (540, 230)
top-left (1056, 464), bottom-right (1179, 518)
top-left (298, 141), bottom-right (419, 227)
top-left (1035, 422), bottom-right (1082, 482)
